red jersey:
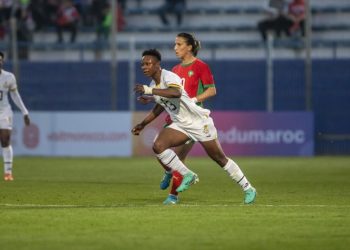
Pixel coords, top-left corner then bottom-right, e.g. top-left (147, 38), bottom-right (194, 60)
top-left (165, 59), bottom-right (215, 125)
top-left (172, 59), bottom-right (215, 100)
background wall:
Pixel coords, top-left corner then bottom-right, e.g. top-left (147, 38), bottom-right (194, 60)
top-left (7, 59), bottom-right (350, 155)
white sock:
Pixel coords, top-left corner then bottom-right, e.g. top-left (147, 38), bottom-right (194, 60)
top-left (3, 146), bottom-right (13, 175)
top-left (156, 149), bottom-right (192, 176)
top-left (223, 158), bottom-right (251, 191)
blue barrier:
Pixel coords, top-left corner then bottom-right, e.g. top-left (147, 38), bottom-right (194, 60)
top-left (6, 59), bottom-right (350, 155)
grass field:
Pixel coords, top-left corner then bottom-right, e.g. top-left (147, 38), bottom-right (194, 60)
top-left (1, 156), bottom-right (350, 250)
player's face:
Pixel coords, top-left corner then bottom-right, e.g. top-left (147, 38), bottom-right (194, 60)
top-left (141, 55), bottom-right (159, 77)
top-left (174, 37), bottom-right (192, 60)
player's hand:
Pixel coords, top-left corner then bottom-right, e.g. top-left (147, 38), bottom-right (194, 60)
top-left (134, 84), bottom-right (145, 95)
top-left (137, 95), bottom-right (155, 105)
top-left (131, 123), bottom-right (145, 136)
top-left (24, 115), bottom-right (30, 126)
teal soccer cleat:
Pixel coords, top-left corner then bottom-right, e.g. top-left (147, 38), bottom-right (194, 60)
top-left (163, 194), bottom-right (178, 205)
top-left (244, 187), bottom-right (257, 204)
top-left (176, 172), bottom-right (199, 193)
top-left (160, 171), bottom-right (172, 190)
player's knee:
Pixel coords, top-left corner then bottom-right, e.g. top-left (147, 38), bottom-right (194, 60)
top-left (1, 141), bottom-right (10, 148)
top-left (0, 137), bottom-right (10, 148)
top-left (152, 140), bottom-right (167, 154)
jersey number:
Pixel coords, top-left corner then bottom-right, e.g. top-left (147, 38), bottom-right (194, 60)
top-left (160, 98), bottom-right (177, 111)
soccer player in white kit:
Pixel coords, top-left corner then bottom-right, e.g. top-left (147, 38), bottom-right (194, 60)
top-left (0, 51), bottom-right (30, 181)
top-left (132, 49), bottom-right (257, 204)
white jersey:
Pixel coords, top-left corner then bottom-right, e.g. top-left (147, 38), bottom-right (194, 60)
top-left (149, 69), bottom-right (211, 127)
top-left (0, 70), bottom-right (17, 114)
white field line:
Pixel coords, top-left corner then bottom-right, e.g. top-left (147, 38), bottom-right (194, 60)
top-left (1, 203), bottom-right (350, 208)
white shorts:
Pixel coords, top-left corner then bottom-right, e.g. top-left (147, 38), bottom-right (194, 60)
top-left (168, 116), bottom-right (217, 142)
top-left (0, 110), bottom-right (13, 130)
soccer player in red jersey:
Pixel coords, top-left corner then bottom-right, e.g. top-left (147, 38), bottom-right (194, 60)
top-left (161, 33), bottom-right (217, 204)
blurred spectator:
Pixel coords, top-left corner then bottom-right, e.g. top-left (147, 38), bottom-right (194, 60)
top-left (55, 0), bottom-right (80, 43)
top-left (158, 0), bottom-right (186, 27)
top-left (29, 0), bottom-right (60, 31)
top-left (46, 0), bottom-right (60, 26)
top-left (0, 0), bottom-right (13, 21)
top-left (72, 0), bottom-right (91, 26)
top-left (0, 0), bottom-right (13, 39)
top-left (91, 0), bottom-right (107, 33)
top-left (92, 0), bottom-right (125, 42)
top-left (96, 3), bottom-right (110, 41)
top-left (257, 0), bottom-right (305, 42)
top-left (16, 0), bottom-right (35, 59)
top-left (287, 0), bottom-right (305, 37)
top-left (0, 0), bottom-right (33, 58)
top-left (257, 0), bottom-right (289, 41)
top-left (29, 0), bottom-right (47, 31)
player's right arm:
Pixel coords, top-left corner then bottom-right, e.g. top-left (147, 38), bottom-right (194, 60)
top-left (131, 104), bottom-right (164, 135)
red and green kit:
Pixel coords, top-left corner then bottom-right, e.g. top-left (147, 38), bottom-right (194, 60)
top-left (172, 58), bottom-right (215, 104)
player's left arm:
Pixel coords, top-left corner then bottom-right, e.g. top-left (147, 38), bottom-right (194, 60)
top-left (10, 88), bottom-right (30, 126)
top-left (195, 86), bottom-right (216, 103)
top-left (193, 63), bottom-right (216, 103)
top-left (152, 85), bottom-right (181, 98)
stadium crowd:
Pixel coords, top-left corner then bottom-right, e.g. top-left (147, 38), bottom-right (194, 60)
top-left (0, 0), bottom-right (126, 44)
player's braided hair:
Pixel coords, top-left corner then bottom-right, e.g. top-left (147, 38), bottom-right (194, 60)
top-left (177, 32), bottom-right (201, 56)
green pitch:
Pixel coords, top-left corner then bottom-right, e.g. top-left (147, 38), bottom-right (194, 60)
top-left (1, 156), bottom-right (349, 250)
